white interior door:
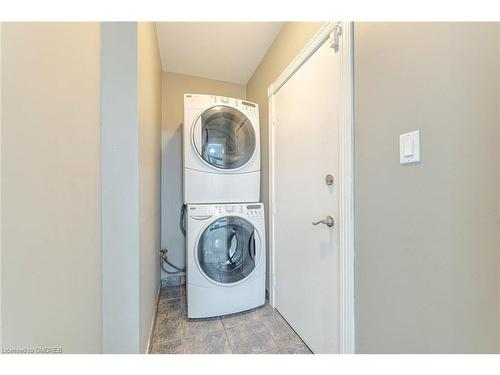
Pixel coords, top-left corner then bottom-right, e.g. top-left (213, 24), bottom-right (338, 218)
top-left (272, 36), bottom-right (340, 354)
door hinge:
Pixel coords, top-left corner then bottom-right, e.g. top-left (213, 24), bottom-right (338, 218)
top-left (329, 24), bottom-right (342, 53)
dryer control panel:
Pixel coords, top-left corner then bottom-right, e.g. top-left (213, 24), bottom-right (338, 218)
top-left (207, 95), bottom-right (258, 117)
top-left (185, 94), bottom-right (258, 116)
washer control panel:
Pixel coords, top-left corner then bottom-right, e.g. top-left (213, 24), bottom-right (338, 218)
top-left (209, 204), bottom-right (264, 218)
top-left (188, 205), bottom-right (214, 220)
top-left (245, 204), bottom-right (264, 218)
top-left (190, 204), bottom-right (264, 219)
top-left (213, 204), bottom-right (243, 215)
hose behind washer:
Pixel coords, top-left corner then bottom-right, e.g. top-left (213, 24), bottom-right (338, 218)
top-left (179, 204), bottom-right (186, 236)
top-left (160, 204), bottom-right (188, 274)
top-left (161, 258), bottom-right (185, 274)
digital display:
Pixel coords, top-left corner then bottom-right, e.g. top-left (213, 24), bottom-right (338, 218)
top-left (247, 204), bottom-right (261, 210)
top-left (241, 101), bottom-right (256, 108)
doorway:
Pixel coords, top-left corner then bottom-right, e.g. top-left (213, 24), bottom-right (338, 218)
top-left (268, 22), bottom-right (355, 354)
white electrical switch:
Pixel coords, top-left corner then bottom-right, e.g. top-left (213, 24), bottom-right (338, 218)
top-left (403, 137), bottom-right (413, 157)
top-left (400, 130), bottom-right (420, 164)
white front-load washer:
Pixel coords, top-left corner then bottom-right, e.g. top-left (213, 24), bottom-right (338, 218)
top-left (183, 94), bottom-right (260, 204)
top-left (186, 203), bottom-right (266, 318)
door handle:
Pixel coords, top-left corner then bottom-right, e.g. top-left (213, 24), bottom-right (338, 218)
top-left (312, 215), bottom-right (334, 227)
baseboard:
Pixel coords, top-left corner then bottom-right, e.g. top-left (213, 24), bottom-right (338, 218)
top-left (146, 284), bottom-right (161, 354)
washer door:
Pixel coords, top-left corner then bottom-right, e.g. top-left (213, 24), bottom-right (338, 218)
top-left (192, 105), bottom-right (256, 170)
top-left (197, 216), bottom-right (258, 284)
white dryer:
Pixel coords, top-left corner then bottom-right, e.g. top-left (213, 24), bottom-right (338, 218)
top-left (183, 94), bottom-right (260, 204)
top-left (186, 203), bottom-right (266, 318)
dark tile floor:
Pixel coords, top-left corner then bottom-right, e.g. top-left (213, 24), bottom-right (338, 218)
top-left (150, 284), bottom-right (312, 354)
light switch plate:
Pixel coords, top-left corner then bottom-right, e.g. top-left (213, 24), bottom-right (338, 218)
top-left (400, 130), bottom-right (420, 164)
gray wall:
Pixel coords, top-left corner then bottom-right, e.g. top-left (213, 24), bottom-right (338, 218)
top-left (101, 22), bottom-right (162, 354)
top-left (101, 22), bottom-right (140, 353)
top-left (354, 22), bottom-right (499, 353)
top-left (1, 23), bottom-right (102, 353)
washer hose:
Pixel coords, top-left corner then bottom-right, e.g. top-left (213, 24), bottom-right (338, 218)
top-left (160, 249), bottom-right (186, 274)
top-left (161, 259), bottom-right (184, 274)
top-left (160, 204), bottom-right (187, 274)
top-left (164, 258), bottom-right (185, 272)
top-left (179, 204), bottom-right (186, 236)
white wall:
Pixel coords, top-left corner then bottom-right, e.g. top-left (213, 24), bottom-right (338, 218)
top-left (161, 72), bottom-right (246, 280)
top-left (1, 23), bottom-right (101, 353)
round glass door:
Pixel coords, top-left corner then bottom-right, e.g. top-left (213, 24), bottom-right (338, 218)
top-left (197, 217), bottom-right (257, 284)
top-left (193, 105), bottom-right (256, 169)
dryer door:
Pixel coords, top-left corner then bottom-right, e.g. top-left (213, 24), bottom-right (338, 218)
top-left (192, 105), bottom-right (256, 170)
top-left (197, 216), bottom-right (259, 284)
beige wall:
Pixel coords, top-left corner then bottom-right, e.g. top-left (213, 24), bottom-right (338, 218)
top-left (1, 23), bottom-right (101, 353)
top-left (355, 22), bottom-right (499, 353)
top-left (161, 72), bottom-right (246, 279)
top-left (138, 22), bottom-right (162, 353)
top-left (246, 22), bottom-right (323, 287)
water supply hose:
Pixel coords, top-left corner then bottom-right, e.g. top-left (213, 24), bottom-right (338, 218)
top-left (160, 204), bottom-right (188, 274)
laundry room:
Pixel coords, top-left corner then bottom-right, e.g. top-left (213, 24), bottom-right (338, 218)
top-left (147, 20), bottom-right (496, 355)
top-left (3, 16), bottom-right (500, 362)
top-left (159, 23), bottom-right (284, 286)
top-left (156, 22), bottom-right (327, 354)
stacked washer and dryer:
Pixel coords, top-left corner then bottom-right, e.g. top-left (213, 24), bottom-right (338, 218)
top-left (183, 94), bottom-right (266, 318)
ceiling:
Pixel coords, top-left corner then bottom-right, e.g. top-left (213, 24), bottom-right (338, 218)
top-left (156, 22), bottom-right (283, 84)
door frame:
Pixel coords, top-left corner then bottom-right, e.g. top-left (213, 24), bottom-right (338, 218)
top-left (267, 21), bottom-right (355, 354)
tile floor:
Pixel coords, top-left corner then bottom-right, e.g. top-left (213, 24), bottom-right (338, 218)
top-left (150, 284), bottom-right (312, 354)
